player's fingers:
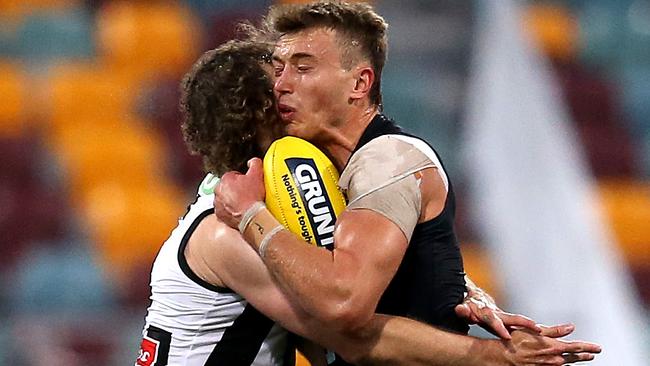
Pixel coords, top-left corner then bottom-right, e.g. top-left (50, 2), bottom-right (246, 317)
top-left (217, 171), bottom-right (234, 185)
top-left (456, 299), bottom-right (482, 323)
top-left (472, 306), bottom-right (511, 340)
top-left (488, 320), bottom-right (511, 340)
top-left (497, 312), bottom-right (541, 333)
top-left (454, 303), bottom-right (472, 320)
top-left (562, 352), bottom-right (596, 364)
top-left (539, 323), bottom-right (574, 338)
top-left (215, 171), bottom-right (240, 195)
top-left (246, 158), bottom-right (264, 178)
top-left (559, 340), bottom-right (602, 355)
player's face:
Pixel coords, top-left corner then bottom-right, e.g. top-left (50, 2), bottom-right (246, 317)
top-left (272, 27), bottom-right (356, 143)
top-left (255, 60), bottom-right (287, 152)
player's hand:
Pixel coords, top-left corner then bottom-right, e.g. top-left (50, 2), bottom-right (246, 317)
top-left (504, 324), bottom-right (602, 365)
top-left (214, 158), bottom-right (266, 229)
top-left (455, 285), bottom-right (541, 340)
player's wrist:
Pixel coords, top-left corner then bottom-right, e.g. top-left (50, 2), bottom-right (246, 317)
top-left (241, 205), bottom-right (285, 256)
top-left (454, 337), bottom-right (512, 366)
top-left (238, 201), bottom-right (267, 234)
top-left (481, 339), bottom-right (513, 366)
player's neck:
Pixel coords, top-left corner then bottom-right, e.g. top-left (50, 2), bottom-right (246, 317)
top-left (321, 106), bottom-right (378, 171)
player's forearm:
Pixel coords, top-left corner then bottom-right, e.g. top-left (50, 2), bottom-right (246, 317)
top-left (263, 229), bottom-right (369, 328)
top-left (243, 207), bottom-right (372, 329)
top-left (350, 315), bottom-right (508, 366)
top-left (279, 310), bottom-right (508, 366)
top-left (249, 284), bottom-right (508, 366)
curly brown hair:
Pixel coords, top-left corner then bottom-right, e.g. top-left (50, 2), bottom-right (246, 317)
top-left (265, 1), bottom-right (388, 107)
top-left (180, 40), bottom-right (283, 175)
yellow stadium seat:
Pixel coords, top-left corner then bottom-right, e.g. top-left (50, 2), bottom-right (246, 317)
top-left (22, 0), bottom-right (79, 8)
top-left (96, 1), bottom-right (201, 81)
top-left (597, 180), bottom-right (650, 267)
top-left (46, 62), bottom-right (137, 132)
top-left (523, 3), bottom-right (578, 61)
top-left (82, 180), bottom-right (185, 285)
top-left (460, 243), bottom-right (500, 301)
top-left (0, 0), bottom-right (79, 17)
top-left (0, 0), bottom-right (22, 17)
top-left (49, 117), bottom-right (166, 196)
top-left (0, 61), bottom-right (28, 136)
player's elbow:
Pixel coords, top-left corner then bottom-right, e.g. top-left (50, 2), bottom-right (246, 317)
top-left (329, 315), bottom-right (386, 366)
top-left (307, 279), bottom-right (376, 332)
top-left (324, 298), bottom-right (374, 333)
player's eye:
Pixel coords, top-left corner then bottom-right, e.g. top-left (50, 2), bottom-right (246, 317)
top-left (272, 62), bottom-right (284, 76)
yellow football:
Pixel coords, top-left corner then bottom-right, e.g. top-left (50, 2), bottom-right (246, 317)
top-left (263, 136), bottom-right (347, 250)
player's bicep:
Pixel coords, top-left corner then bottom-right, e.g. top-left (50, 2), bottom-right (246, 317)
top-left (332, 209), bottom-right (408, 309)
top-left (219, 233), bottom-right (304, 320)
top-left (192, 219), bottom-right (312, 335)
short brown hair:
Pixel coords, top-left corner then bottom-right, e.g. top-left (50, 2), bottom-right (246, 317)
top-left (266, 1), bottom-right (388, 107)
top-left (180, 40), bottom-right (281, 175)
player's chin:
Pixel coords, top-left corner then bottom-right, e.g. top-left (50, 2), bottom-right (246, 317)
top-left (286, 124), bottom-right (313, 141)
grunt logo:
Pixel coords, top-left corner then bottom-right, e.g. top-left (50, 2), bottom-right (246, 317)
top-left (285, 158), bottom-right (336, 250)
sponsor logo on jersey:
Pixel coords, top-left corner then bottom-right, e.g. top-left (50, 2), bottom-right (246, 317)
top-left (136, 325), bottom-right (170, 366)
top-left (135, 336), bottom-right (159, 366)
top-left (285, 158), bottom-right (336, 250)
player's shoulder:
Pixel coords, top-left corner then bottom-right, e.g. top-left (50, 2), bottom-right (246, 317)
top-left (342, 135), bottom-right (435, 182)
top-left (354, 134), bottom-right (435, 160)
top-left (197, 173), bottom-right (219, 197)
top-left (183, 173), bottom-right (218, 218)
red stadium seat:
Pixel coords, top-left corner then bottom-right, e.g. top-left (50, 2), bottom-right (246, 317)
top-left (0, 132), bottom-right (69, 272)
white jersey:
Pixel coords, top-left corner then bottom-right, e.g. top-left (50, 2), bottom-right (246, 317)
top-left (136, 174), bottom-right (291, 366)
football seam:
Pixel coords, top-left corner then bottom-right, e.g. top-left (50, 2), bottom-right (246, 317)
top-left (272, 145), bottom-right (291, 229)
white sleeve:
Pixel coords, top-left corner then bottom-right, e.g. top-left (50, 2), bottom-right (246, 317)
top-left (338, 135), bottom-right (442, 241)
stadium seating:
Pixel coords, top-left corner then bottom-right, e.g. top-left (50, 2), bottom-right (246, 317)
top-left (0, 0), bottom-right (80, 18)
top-left (597, 179), bottom-right (650, 307)
top-left (460, 243), bottom-right (500, 300)
top-left (575, 0), bottom-right (631, 69)
top-left (46, 62), bottom-right (135, 131)
top-left (8, 242), bottom-right (116, 313)
top-left (81, 180), bottom-right (185, 289)
top-left (524, 2), bottom-right (578, 62)
top-left (0, 132), bottom-right (69, 273)
top-left (598, 180), bottom-right (650, 268)
top-left (95, 1), bottom-right (201, 82)
top-left (0, 61), bottom-right (27, 136)
top-left (15, 6), bottom-right (94, 69)
top-left (136, 77), bottom-right (205, 187)
top-left (50, 118), bottom-right (165, 194)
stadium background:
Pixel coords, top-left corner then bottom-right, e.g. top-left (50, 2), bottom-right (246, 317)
top-left (0, 0), bottom-right (648, 364)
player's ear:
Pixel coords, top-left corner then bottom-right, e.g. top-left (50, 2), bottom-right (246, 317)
top-left (349, 66), bottom-right (374, 101)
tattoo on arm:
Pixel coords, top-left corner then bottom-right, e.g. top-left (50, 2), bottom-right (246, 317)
top-left (255, 222), bottom-right (265, 235)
